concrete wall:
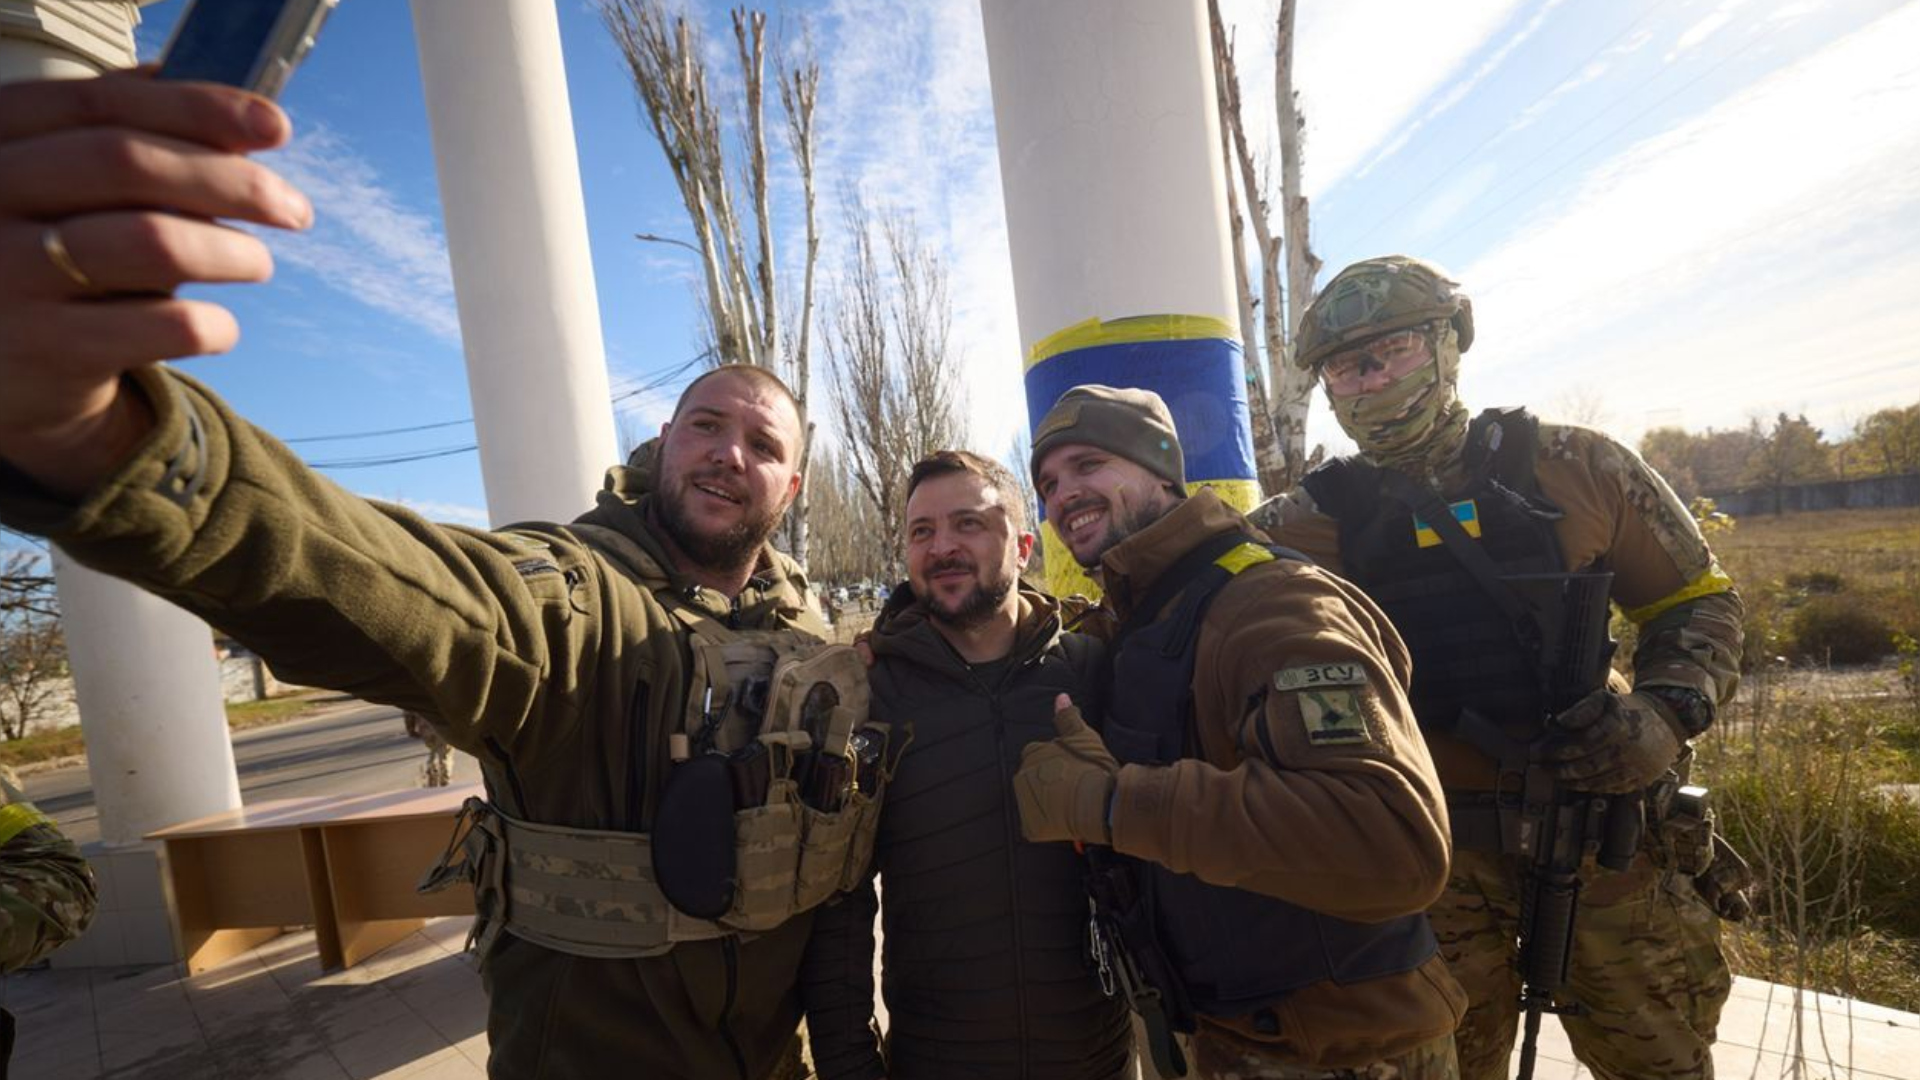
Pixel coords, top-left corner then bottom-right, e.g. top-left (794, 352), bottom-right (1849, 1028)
top-left (1706, 473), bottom-right (1920, 516)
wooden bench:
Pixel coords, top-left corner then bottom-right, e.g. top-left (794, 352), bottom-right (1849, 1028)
top-left (146, 783), bottom-right (480, 974)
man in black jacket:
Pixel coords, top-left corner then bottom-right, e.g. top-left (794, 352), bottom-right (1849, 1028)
top-left (802, 450), bottom-right (1132, 1079)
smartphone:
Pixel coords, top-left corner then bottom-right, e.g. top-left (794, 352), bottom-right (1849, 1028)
top-left (155, 0), bottom-right (339, 100)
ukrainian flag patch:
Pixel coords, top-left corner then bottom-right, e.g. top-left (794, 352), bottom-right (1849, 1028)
top-left (1413, 499), bottom-right (1482, 548)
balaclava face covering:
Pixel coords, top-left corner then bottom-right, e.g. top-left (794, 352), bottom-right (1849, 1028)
top-left (1330, 321), bottom-right (1470, 478)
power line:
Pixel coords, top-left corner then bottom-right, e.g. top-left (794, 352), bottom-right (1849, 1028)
top-left (1345, 0), bottom-right (1667, 251)
top-left (283, 417), bottom-right (472, 445)
top-left (1427, 21), bottom-right (1777, 254)
top-left (308, 444), bottom-right (480, 469)
top-left (282, 349), bottom-right (715, 446)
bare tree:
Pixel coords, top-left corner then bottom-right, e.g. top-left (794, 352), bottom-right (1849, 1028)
top-left (0, 549), bottom-right (66, 741)
top-left (1548, 383), bottom-right (1612, 428)
top-left (825, 197), bottom-right (967, 583)
top-left (601, 0), bottom-right (821, 558)
top-left (801, 442), bottom-right (891, 589)
top-left (1005, 430), bottom-right (1043, 582)
top-left (1208, 2), bottom-right (1285, 495)
top-left (1208, 0), bottom-right (1323, 494)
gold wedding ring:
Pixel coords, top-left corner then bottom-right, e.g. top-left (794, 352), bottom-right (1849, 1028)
top-left (41, 225), bottom-right (97, 291)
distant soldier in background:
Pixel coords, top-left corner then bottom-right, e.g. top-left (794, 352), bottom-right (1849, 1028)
top-left (1253, 255), bottom-right (1749, 1080)
top-left (401, 710), bottom-right (454, 788)
top-left (0, 764), bottom-right (99, 1065)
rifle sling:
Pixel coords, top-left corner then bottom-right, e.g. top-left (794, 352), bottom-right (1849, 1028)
top-left (1379, 471), bottom-right (1537, 637)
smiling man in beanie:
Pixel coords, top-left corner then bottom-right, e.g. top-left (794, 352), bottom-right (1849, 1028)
top-left (1016, 384), bottom-right (1465, 1079)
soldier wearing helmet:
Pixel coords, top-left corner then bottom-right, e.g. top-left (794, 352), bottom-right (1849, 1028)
top-left (1252, 256), bottom-right (1748, 1080)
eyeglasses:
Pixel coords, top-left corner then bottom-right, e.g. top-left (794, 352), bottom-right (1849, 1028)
top-left (1319, 328), bottom-right (1434, 396)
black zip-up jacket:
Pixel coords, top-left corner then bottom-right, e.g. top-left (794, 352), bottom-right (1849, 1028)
top-left (800, 584), bottom-right (1132, 1079)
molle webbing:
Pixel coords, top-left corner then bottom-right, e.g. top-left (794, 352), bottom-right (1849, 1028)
top-left (1303, 409), bottom-right (1568, 736)
top-left (420, 797), bottom-right (735, 960)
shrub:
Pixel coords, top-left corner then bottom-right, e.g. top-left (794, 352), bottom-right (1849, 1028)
top-left (1785, 570), bottom-right (1846, 594)
top-left (1698, 693), bottom-right (1920, 1011)
top-left (1787, 598), bottom-right (1894, 663)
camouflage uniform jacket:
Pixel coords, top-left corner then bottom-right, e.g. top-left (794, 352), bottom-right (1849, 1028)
top-left (0, 765), bottom-right (97, 973)
top-left (0, 368), bottom-right (826, 1080)
top-left (1251, 417), bottom-right (1743, 792)
top-left (1092, 490), bottom-right (1465, 1068)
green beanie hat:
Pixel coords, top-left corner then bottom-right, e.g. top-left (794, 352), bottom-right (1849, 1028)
top-left (1029, 384), bottom-right (1185, 492)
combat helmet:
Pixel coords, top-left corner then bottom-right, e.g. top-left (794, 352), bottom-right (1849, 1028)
top-left (1295, 255), bottom-right (1474, 371)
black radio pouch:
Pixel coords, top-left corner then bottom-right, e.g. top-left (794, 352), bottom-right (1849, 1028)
top-left (652, 754), bottom-right (739, 920)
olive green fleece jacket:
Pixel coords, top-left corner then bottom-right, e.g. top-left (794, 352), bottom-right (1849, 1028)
top-left (0, 368), bottom-right (825, 1080)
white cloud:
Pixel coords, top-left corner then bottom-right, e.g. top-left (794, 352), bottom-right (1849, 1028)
top-left (260, 125), bottom-right (462, 342)
top-left (1459, 1), bottom-right (1920, 440)
top-left (814, 0), bottom-right (1021, 455)
top-left (1351, 0), bottom-right (1571, 181)
top-left (1666, 0), bottom-right (1754, 63)
top-left (366, 495), bottom-right (491, 529)
top-left (1276, 0), bottom-right (1532, 197)
top-left (1505, 27), bottom-right (1655, 136)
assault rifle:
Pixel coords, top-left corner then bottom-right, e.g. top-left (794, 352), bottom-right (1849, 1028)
top-left (1512, 768), bottom-right (1642, 1080)
top-left (1503, 571), bottom-right (1642, 1080)
top-left (1382, 477), bottom-right (1657, 1080)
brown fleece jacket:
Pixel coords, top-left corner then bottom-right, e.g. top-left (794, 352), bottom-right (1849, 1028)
top-left (1095, 490), bottom-right (1465, 1066)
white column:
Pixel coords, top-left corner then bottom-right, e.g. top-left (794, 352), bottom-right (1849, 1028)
top-left (981, 0), bottom-right (1256, 595)
top-left (409, 0), bottom-right (617, 528)
top-left (52, 554), bottom-right (241, 842)
top-left (981, 0), bottom-right (1238, 348)
top-left (0, 0), bottom-right (242, 847)
top-left (0, 0), bottom-right (142, 79)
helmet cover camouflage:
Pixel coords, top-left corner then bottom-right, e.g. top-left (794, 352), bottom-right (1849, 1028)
top-left (1295, 255), bottom-right (1474, 372)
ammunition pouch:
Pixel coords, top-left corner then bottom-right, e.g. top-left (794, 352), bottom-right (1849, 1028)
top-left (658, 632), bottom-right (888, 931)
top-left (418, 632), bottom-right (891, 960)
top-left (1693, 834), bottom-right (1755, 923)
top-left (1646, 778), bottom-right (1753, 921)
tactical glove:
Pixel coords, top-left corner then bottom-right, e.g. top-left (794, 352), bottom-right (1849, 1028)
top-left (1013, 695), bottom-right (1118, 846)
top-left (1538, 689), bottom-right (1683, 794)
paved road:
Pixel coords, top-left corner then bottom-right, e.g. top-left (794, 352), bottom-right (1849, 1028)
top-left (21, 698), bottom-right (481, 847)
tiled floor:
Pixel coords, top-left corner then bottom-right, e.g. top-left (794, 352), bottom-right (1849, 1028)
top-left (4, 918), bottom-right (486, 1080)
top-left (3, 915), bottom-right (1915, 1079)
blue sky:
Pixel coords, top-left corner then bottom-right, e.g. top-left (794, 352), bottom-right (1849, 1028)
top-left (120, 0), bottom-right (1920, 528)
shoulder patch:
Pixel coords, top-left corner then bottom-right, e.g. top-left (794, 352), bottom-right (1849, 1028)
top-left (1298, 689), bottom-right (1373, 746)
top-left (1274, 662), bottom-right (1369, 691)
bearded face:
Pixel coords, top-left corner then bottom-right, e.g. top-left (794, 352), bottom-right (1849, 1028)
top-left (654, 372), bottom-right (803, 576)
top-left (905, 471), bottom-right (1031, 632)
top-left (1034, 445), bottom-right (1181, 569)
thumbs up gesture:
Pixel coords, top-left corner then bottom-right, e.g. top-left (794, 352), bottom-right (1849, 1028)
top-left (1013, 695), bottom-right (1120, 846)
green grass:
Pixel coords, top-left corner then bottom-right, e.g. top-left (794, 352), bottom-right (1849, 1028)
top-left (225, 692), bottom-right (327, 731)
top-left (0, 724), bottom-right (88, 766)
top-left (1695, 665), bottom-right (1920, 1011)
top-left (1711, 507), bottom-right (1920, 667)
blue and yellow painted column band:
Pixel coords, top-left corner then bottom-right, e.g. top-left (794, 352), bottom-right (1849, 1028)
top-left (1025, 314), bottom-right (1260, 599)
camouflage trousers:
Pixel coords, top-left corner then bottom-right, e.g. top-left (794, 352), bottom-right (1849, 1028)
top-left (1133, 1014), bottom-right (1457, 1080)
top-left (1190, 1032), bottom-right (1458, 1080)
top-left (1428, 849), bottom-right (1731, 1080)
